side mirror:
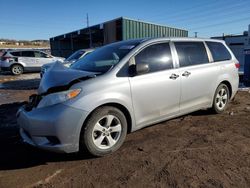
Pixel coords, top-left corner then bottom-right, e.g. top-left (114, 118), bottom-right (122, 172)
top-left (136, 63), bottom-right (149, 75)
top-left (129, 63), bottom-right (149, 76)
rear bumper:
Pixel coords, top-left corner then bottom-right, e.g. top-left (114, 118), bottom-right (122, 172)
top-left (0, 66), bottom-right (10, 71)
top-left (17, 104), bottom-right (89, 153)
top-left (0, 61), bottom-right (11, 70)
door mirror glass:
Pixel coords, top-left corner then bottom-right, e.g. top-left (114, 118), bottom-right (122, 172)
top-left (128, 63), bottom-right (149, 76)
top-left (136, 63), bottom-right (149, 75)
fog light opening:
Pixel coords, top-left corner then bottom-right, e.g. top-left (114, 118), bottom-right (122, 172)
top-left (46, 136), bottom-right (60, 145)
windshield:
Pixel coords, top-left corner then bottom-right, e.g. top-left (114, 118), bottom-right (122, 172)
top-left (66, 50), bottom-right (85, 62)
top-left (71, 40), bottom-right (141, 73)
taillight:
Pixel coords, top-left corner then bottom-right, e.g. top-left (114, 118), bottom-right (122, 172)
top-left (1, 56), bottom-right (11, 61)
top-left (235, 62), bottom-right (240, 69)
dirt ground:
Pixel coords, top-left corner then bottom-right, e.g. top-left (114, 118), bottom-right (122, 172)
top-left (0, 73), bottom-right (250, 188)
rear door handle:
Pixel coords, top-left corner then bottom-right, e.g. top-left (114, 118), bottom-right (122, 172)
top-left (169, 73), bottom-right (179, 80)
top-left (182, 71), bottom-right (191, 77)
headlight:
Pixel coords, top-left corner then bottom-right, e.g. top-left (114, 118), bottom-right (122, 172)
top-left (37, 88), bottom-right (81, 108)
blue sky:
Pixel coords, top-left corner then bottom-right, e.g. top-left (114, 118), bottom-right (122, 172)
top-left (0, 0), bottom-right (250, 40)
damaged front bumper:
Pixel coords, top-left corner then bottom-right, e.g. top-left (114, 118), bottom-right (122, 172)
top-left (17, 102), bottom-right (89, 153)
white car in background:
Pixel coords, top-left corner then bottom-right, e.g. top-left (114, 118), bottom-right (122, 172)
top-left (40, 49), bottom-right (94, 77)
top-left (0, 49), bottom-right (64, 75)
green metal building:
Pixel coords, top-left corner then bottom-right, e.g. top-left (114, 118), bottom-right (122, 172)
top-left (50, 17), bottom-right (188, 57)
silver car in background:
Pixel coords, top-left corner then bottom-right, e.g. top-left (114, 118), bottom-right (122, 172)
top-left (0, 49), bottom-right (64, 75)
top-left (17, 38), bottom-right (239, 156)
top-left (40, 49), bottom-right (94, 77)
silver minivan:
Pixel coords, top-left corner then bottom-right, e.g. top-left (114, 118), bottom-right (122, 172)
top-left (17, 38), bottom-right (239, 156)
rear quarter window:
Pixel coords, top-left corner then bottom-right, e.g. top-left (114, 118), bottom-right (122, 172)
top-left (206, 41), bottom-right (232, 62)
top-left (10, 51), bottom-right (21, 57)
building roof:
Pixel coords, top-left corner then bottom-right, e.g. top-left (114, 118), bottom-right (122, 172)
top-left (50, 17), bottom-right (188, 40)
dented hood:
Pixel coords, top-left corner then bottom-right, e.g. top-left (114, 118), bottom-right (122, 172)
top-left (38, 62), bottom-right (95, 94)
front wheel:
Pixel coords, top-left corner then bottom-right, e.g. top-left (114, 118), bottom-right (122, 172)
top-left (211, 84), bottom-right (230, 114)
top-left (80, 106), bottom-right (127, 157)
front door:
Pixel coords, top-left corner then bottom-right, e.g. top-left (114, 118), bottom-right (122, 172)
top-left (34, 51), bottom-right (53, 67)
top-left (129, 42), bottom-right (180, 128)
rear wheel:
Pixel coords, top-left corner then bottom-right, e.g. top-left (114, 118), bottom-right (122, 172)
top-left (11, 64), bottom-right (23, 75)
top-left (211, 84), bottom-right (230, 113)
top-left (80, 106), bottom-right (127, 157)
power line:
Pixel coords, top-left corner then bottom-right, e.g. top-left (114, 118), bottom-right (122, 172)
top-left (149, 0), bottom-right (219, 22)
top-left (189, 16), bottom-right (250, 31)
top-left (157, 2), bottom-right (250, 27)
top-left (149, 0), bottom-right (247, 23)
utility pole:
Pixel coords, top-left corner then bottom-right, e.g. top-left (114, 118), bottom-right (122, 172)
top-left (194, 32), bottom-right (198, 38)
top-left (87, 13), bottom-right (92, 48)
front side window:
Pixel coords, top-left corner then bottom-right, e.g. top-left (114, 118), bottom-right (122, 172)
top-left (21, 51), bottom-right (35, 57)
top-left (175, 42), bottom-right (209, 67)
top-left (34, 51), bottom-right (44, 58)
top-left (135, 43), bottom-right (173, 74)
top-left (37, 52), bottom-right (48, 58)
top-left (71, 40), bottom-right (141, 73)
top-left (206, 41), bottom-right (231, 62)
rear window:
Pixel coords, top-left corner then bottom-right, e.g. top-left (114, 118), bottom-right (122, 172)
top-left (1, 52), bottom-right (7, 57)
top-left (206, 42), bottom-right (231, 62)
top-left (10, 51), bottom-right (21, 57)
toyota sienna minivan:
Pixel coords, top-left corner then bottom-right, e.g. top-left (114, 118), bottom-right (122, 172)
top-left (17, 38), bottom-right (239, 156)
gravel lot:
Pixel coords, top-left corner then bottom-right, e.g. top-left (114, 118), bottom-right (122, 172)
top-left (0, 73), bottom-right (250, 188)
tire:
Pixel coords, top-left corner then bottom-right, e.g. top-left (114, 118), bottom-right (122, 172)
top-left (11, 64), bottom-right (23, 75)
top-left (211, 84), bottom-right (230, 114)
top-left (80, 106), bottom-right (127, 157)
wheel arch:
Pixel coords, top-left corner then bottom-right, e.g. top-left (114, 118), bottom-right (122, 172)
top-left (78, 102), bottom-right (133, 152)
top-left (11, 63), bottom-right (24, 69)
top-left (81, 102), bottom-right (133, 135)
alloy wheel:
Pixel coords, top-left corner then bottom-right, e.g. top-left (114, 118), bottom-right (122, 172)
top-left (215, 87), bottom-right (228, 110)
top-left (92, 115), bottom-right (122, 150)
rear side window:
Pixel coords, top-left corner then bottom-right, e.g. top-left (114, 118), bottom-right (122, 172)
top-left (175, 42), bottom-right (209, 67)
top-left (135, 43), bottom-right (173, 74)
top-left (206, 42), bottom-right (231, 62)
top-left (10, 51), bottom-right (21, 56)
top-left (21, 51), bottom-right (35, 57)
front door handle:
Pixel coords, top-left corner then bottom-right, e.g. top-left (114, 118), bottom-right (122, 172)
top-left (169, 73), bottom-right (179, 80)
top-left (182, 71), bottom-right (191, 77)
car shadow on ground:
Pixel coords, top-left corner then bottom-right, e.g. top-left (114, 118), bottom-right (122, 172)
top-left (0, 102), bottom-right (93, 171)
top-left (0, 79), bottom-right (40, 90)
top-left (0, 71), bottom-right (40, 76)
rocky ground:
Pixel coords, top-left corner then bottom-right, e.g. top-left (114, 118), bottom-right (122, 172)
top-left (0, 72), bottom-right (250, 188)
